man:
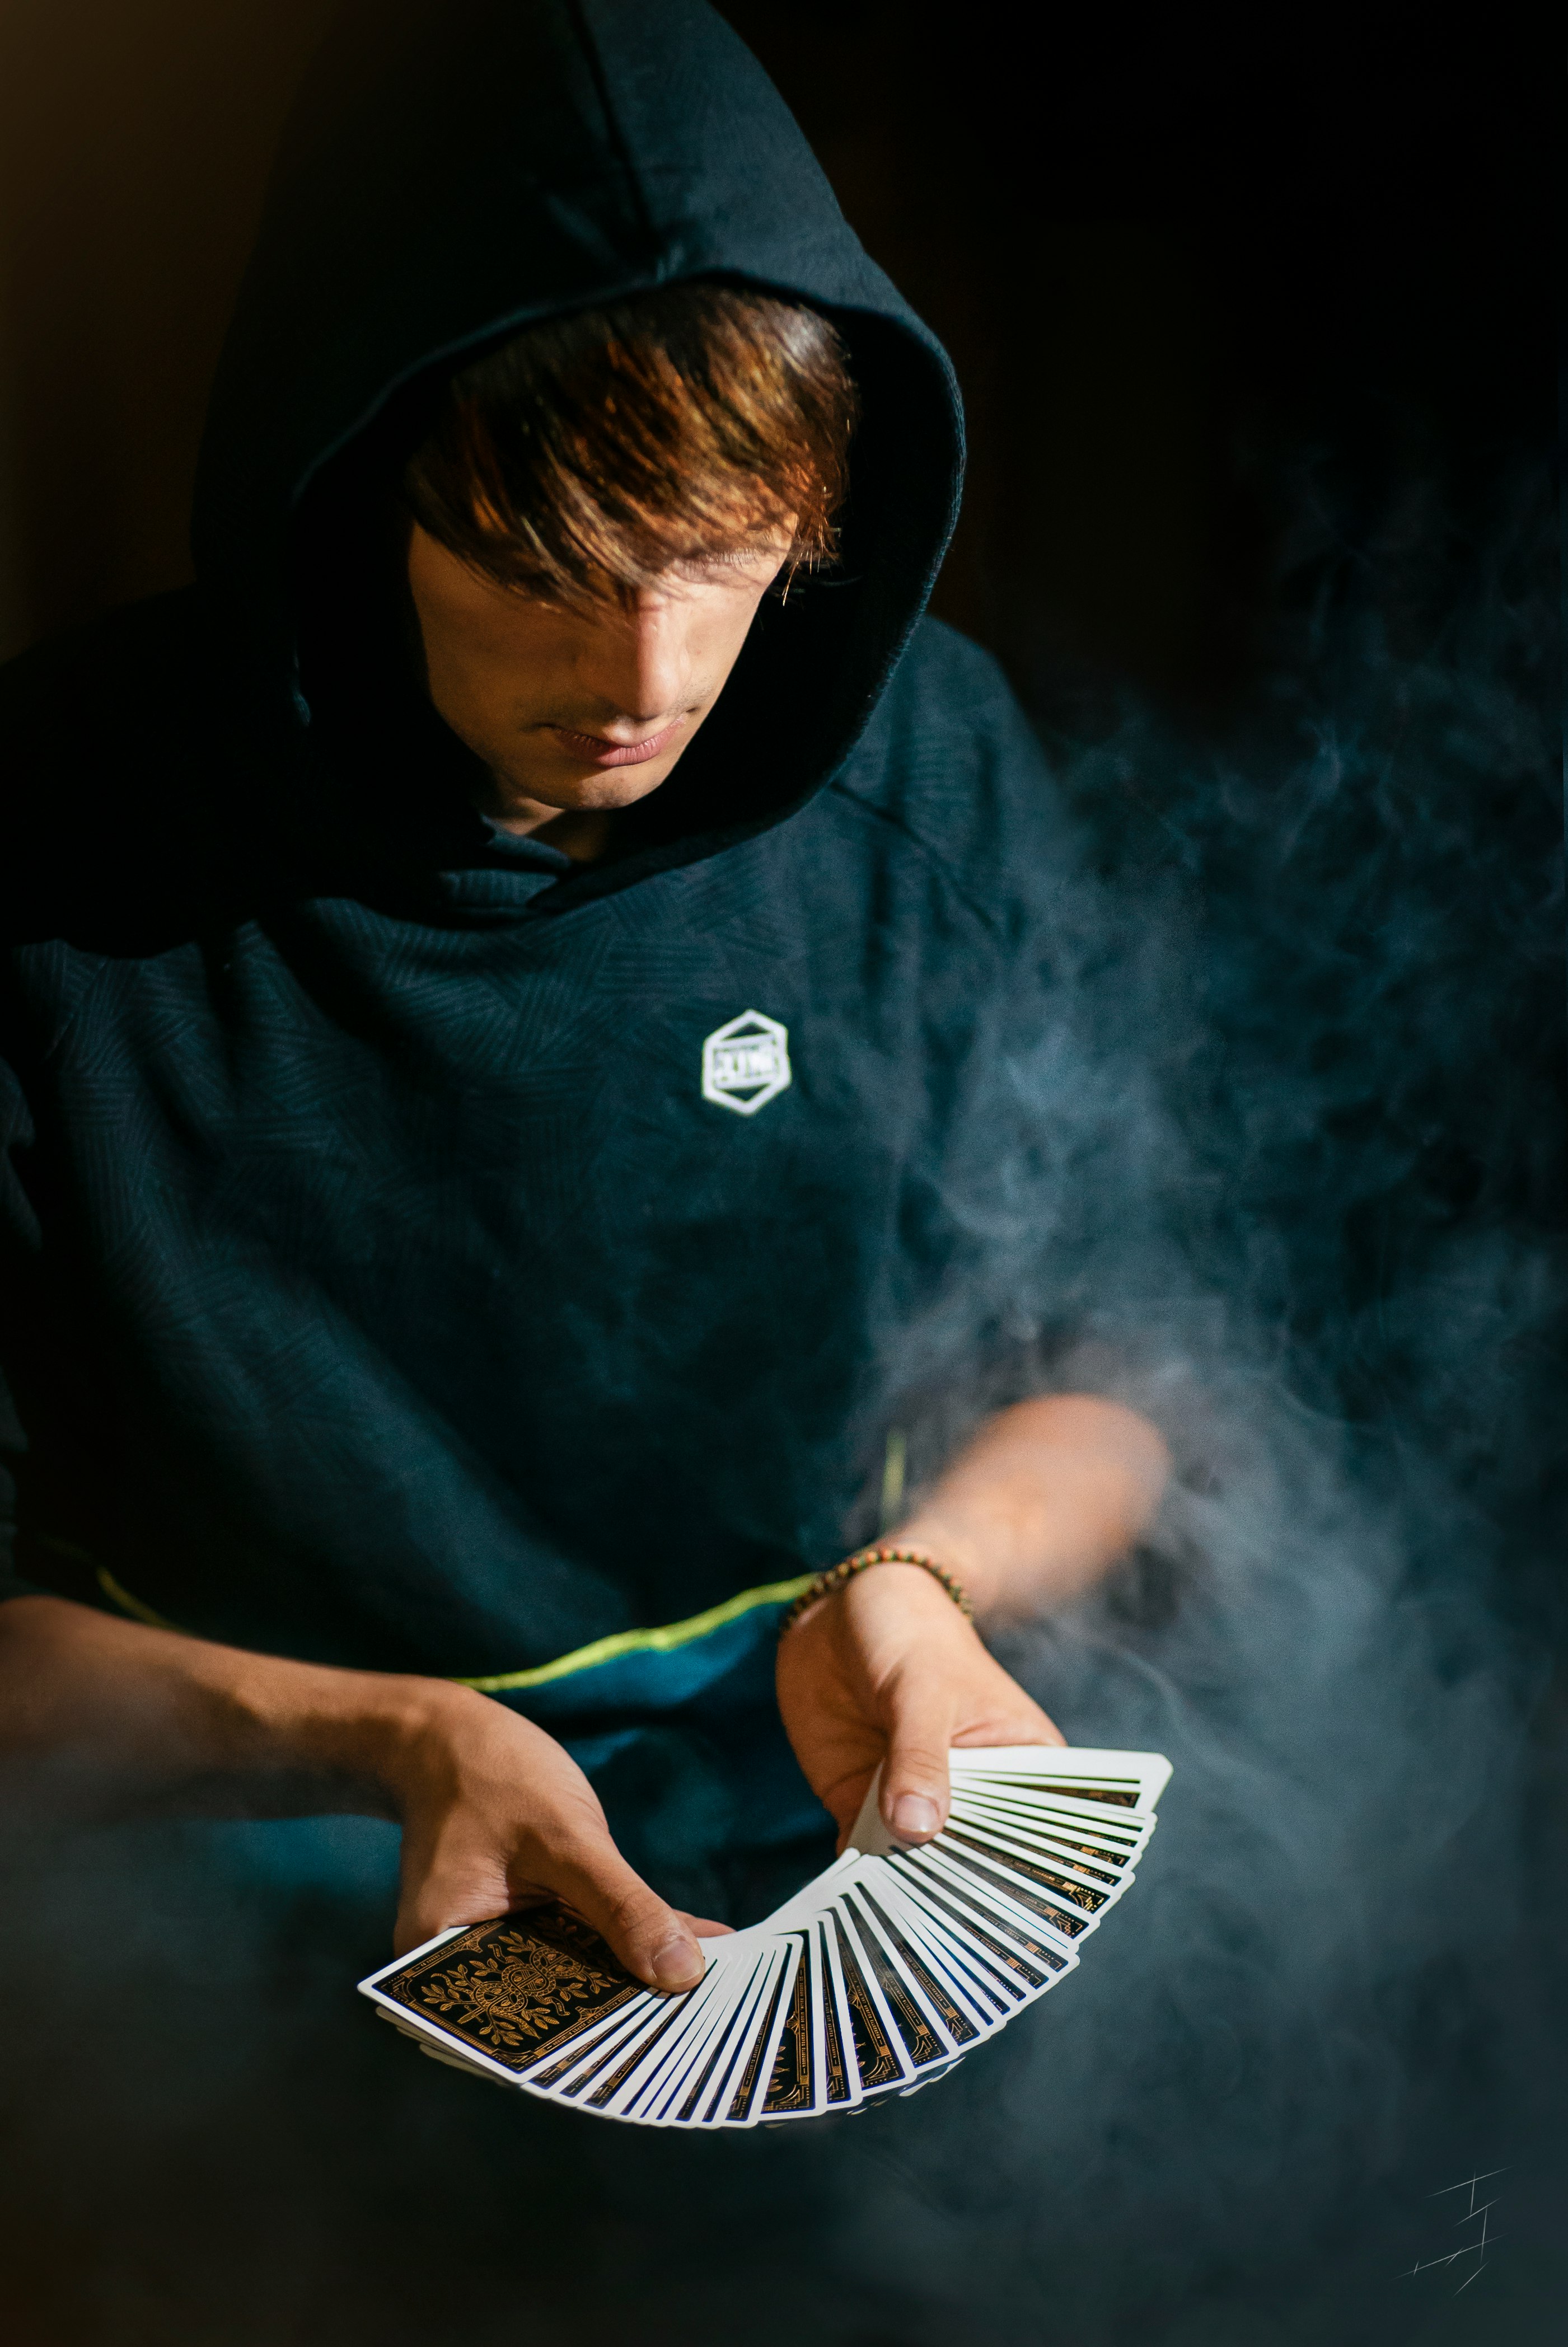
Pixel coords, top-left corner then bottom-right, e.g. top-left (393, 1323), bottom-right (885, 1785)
top-left (0, 0), bottom-right (1166, 1992)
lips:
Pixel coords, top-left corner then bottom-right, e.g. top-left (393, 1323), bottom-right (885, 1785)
top-left (549, 718), bottom-right (684, 767)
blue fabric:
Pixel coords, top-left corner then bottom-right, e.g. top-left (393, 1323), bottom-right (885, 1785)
top-left (490, 1589), bottom-right (787, 1719)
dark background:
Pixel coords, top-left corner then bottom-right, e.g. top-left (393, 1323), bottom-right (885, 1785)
top-left (1, 3), bottom-right (1560, 2341)
top-left (727, 4), bottom-right (1552, 723)
top-left (2, 3), bottom-right (1549, 706)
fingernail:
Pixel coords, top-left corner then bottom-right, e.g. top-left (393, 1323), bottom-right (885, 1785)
top-left (892, 1793), bottom-right (940, 1836)
top-left (650, 1934), bottom-right (704, 1990)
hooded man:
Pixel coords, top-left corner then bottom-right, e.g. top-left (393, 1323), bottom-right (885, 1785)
top-left (0, 0), bottom-right (1167, 1990)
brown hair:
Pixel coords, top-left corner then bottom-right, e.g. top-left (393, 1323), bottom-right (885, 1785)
top-left (402, 284), bottom-right (858, 610)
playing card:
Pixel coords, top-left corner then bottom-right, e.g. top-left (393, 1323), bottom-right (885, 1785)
top-left (950, 1791), bottom-right (1154, 1868)
top-left (695, 1942), bottom-right (795, 2126)
top-left (829, 1888), bottom-right (958, 2083)
top-left (947, 1799), bottom-right (1140, 1892)
top-left (850, 1863), bottom-right (1000, 2043)
top-left (757, 1931), bottom-right (821, 2120)
top-left (846, 1766), bottom-right (1111, 1947)
top-left (821, 1901), bottom-right (909, 2098)
top-left (539, 1996), bottom-right (684, 2106)
top-left (562, 1957), bottom-right (733, 2117)
top-left (668, 1943), bottom-right (784, 2126)
top-left (358, 1746), bottom-right (1172, 2127)
top-left (901, 1834), bottom-right (1090, 1952)
top-left (948, 1783), bottom-right (1149, 1857)
top-left (949, 1745), bottom-right (1171, 1811)
top-left (612, 1941), bottom-right (761, 2126)
top-left (720, 1938), bottom-right (806, 2126)
top-left (950, 1782), bottom-right (1156, 1840)
top-left (812, 1915), bottom-right (860, 2112)
top-left (864, 1863), bottom-right (1028, 2026)
top-left (936, 1816), bottom-right (1122, 1923)
top-left (614, 1976), bottom-right (744, 2125)
top-left (375, 2001), bottom-right (518, 2088)
top-left (621, 1852), bottom-right (859, 2127)
top-left (590, 1947), bottom-right (748, 2124)
top-left (361, 1904), bottom-right (660, 2088)
top-left (881, 1848), bottom-right (1078, 1987)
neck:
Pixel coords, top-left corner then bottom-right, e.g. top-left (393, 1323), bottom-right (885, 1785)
top-left (481, 790), bottom-right (612, 864)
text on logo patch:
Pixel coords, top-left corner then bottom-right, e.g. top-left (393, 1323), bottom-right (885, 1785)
top-left (701, 1010), bottom-right (793, 1116)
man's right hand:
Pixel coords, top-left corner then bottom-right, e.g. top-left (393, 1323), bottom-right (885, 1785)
top-left (381, 1681), bottom-right (718, 1977)
top-left (0, 1594), bottom-right (719, 1987)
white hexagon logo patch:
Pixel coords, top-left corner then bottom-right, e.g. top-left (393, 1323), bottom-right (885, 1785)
top-left (701, 1009), bottom-right (793, 1117)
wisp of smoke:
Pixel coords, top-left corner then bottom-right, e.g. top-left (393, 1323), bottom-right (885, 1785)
top-left (829, 456), bottom-right (1562, 2338)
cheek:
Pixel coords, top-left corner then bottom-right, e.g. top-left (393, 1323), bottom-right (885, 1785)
top-left (426, 619), bottom-right (554, 730)
top-left (698, 589), bottom-right (772, 683)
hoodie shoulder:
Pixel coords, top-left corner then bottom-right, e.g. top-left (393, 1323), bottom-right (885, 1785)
top-left (829, 616), bottom-right (1075, 936)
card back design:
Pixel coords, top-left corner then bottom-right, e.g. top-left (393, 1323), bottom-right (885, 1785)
top-left (925, 1839), bottom-right (1092, 1936)
top-left (841, 1893), bottom-right (946, 2068)
top-left (674, 1954), bottom-right (770, 2123)
top-left (1026, 1781), bottom-right (1139, 1807)
top-left (829, 1910), bottom-right (904, 2092)
top-left (887, 1856), bottom-right (1062, 1983)
top-left (728, 1958), bottom-right (795, 2122)
top-left (377, 1904), bottom-right (644, 2070)
top-left (855, 1885), bottom-right (982, 2046)
top-left (818, 1925), bottom-right (854, 2105)
top-left (941, 1827), bottom-right (1110, 1914)
top-left (761, 1937), bottom-right (816, 2117)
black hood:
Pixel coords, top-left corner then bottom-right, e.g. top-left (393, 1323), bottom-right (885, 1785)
top-left (191, 0), bottom-right (964, 892)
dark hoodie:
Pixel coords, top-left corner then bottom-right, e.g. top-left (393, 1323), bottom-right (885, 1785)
top-left (0, 0), bottom-right (1065, 1890)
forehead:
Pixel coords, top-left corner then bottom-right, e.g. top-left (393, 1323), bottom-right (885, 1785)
top-left (408, 519), bottom-right (789, 611)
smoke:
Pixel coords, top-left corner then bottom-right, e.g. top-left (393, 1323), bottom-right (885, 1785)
top-left (1, 463), bottom-right (1561, 2342)
top-left (819, 453), bottom-right (1565, 2337)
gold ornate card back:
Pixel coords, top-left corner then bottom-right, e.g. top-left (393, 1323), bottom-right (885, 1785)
top-left (382, 1903), bottom-right (644, 2071)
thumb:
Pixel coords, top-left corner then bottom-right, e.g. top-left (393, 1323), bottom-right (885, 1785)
top-left (881, 1676), bottom-right (954, 1843)
top-left (552, 1836), bottom-right (708, 1995)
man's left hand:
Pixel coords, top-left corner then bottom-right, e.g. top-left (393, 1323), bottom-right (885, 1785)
top-left (775, 1559), bottom-right (1063, 1849)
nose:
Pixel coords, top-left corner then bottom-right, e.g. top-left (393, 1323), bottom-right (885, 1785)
top-left (578, 593), bottom-right (696, 732)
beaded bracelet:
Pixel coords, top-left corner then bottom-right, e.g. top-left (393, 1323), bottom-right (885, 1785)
top-left (778, 1544), bottom-right (974, 1638)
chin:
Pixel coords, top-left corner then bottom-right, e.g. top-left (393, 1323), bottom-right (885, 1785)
top-left (552, 760), bottom-right (680, 810)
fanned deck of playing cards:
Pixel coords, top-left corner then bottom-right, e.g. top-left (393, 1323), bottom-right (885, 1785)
top-left (359, 1746), bottom-right (1171, 2128)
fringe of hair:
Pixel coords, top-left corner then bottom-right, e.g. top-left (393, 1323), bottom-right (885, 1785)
top-left (402, 285), bottom-right (858, 609)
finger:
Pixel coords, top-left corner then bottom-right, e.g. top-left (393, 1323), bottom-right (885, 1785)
top-left (675, 1911), bottom-right (734, 1937)
top-left (951, 1695), bottom-right (1068, 1750)
top-left (881, 1676), bottom-right (956, 1842)
top-left (546, 1898), bottom-right (734, 1944)
top-left (817, 1764), bottom-right (877, 1851)
top-left (394, 1887), bottom-right (465, 1958)
top-left (551, 1839), bottom-right (708, 1993)
top-left (395, 1851), bottom-right (514, 1956)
